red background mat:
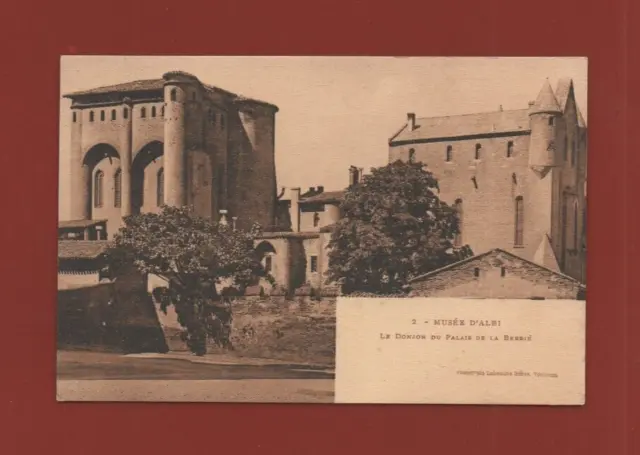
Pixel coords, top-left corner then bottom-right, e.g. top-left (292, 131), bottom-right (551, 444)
top-left (0, 0), bottom-right (636, 453)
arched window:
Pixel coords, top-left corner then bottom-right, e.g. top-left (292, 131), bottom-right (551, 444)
top-left (89, 111), bottom-right (94, 122)
top-left (114, 168), bottom-right (122, 208)
top-left (313, 212), bottom-right (320, 227)
top-left (548, 117), bottom-right (555, 126)
top-left (446, 145), bottom-right (453, 162)
top-left (475, 144), bottom-right (482, 160)
top-left (123, 107), bottom-right (128, 119)
top-left (151, 106), bottom-right (156, 118)
top-left (94, 170), bottom-right (104, 208)
top-left (100, 110), bottom-right (105, 121)
top-left (157, 168), bottom-right (164, 206)
top-left (170, 89), bottom-right (177, 101)
top-left (140, 107), bottom-right (146, 118)
top-left (507, 141), bottom-right (514, 158)
top-left (514, 196), bottom-right (524, 247)
top-left (72, 112), bottom-right (76, 123)
top-left (454, 199), bottom-right (463, 247)
top-left (408, 148), bottom-right (415, 163)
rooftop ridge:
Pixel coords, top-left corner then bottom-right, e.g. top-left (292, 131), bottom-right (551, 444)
top-left (415, 107), bottom-right (529, 121)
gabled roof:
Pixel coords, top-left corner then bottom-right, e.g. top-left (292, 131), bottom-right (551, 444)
top-left (389, 109), bottom-right (531, 144)
top-left (529, 79), bottom-right (561, 114)
top-left (299, 191), bottom-right (345, 205)
top-left (58, 219), bottom-right (108, 229)
top-left (408, 248), bottom-right (584, 287)
top-left (58, 241), bottom-right (111, 260)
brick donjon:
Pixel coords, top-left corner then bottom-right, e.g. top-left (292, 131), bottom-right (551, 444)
top-left (64, 71), bottom-right (279, 235)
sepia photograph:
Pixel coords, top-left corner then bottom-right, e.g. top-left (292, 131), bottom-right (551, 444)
top-left (57, 56), bottom-right (587, 403)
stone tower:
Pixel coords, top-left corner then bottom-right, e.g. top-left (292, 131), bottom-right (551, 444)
top-left (63, 71), bottom-right (279, 236)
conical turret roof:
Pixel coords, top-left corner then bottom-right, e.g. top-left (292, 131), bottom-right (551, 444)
top-left (529, 79), bottom-right (561, 115)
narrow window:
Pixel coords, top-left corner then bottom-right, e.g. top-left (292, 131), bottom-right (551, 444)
top-left (157, 168), bottom-right (164, 206)
top-left (94, 170), bottom-right (104, 208)
top-left (100, 110), bottom-right (105, 121)
top-left (141, 107), bottom-right (146, 118)
top-left (563, 135), bottom-right (569, 161)
top-left (151, 106), bottom-right (156, 118)
top-left (446, 145), bottom-right (453, 162)
top-left (192, 92), bottom-right (196, 101)
top-left (264, 256), bottom-right (273, 273)
top-left (212, 111), bottom-right (217, 126)
top-left (548, 117), bottom-right (554, 126)
top-left (514, 196), bottom-right (524, 247)
top-left (89, 111), bottom-right (94, 122)
top-left (475, 144), bottom-right (482, 160)
top-left (72, 112), bottom-right (77, 123)
top-left (571, 136), bottom-right (577, 166)
top-left (408, 148), bottom-right (415, 163)
top-left (501, 267), bottom-right (506, 277)
top-left (170, 88), bottom-right (177, 102)
top-left (114, 169), bottom-right (122, 208)
top-left (573, 202), bottom-right (579, 250)
top-left (313, 212), bottom-right (320, 227)
top-left (453, 199), bottom-right (463, 247)
top-left (221, 114), bottom-right (225, 129)
top-left (310, 256), bottom-right (318, 273)
top-left (123, 107), bottom-right (128, 119)
top-left (161, 105), bottom-right (165, 117)
top-left (473, 268), bottom-right (480, 277)
top-left (507, 141), bottom-right (514, 158)
top-left (111, 109), bottom-right (116, 121)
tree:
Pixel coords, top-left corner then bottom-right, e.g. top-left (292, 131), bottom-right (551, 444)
top-left (326, 160), bottom-right (472, 294)
top-left (105, 205), bottom-right (270, 355)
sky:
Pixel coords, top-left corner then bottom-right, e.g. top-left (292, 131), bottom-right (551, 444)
top-left (59, 56), bottom-right (587, 221)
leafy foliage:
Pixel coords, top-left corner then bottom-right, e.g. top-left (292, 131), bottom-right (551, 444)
top-left (105, 205), bottom-right (271, 355)
top-left (326, 160), bottom-right (472, 294)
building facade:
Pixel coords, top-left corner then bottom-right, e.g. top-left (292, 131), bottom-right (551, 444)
top-left (388, 78), bottom-right (587, 283)
top-left (64, 71), bottom-right (279, 236)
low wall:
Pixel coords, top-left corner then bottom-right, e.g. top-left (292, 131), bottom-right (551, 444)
top-left (221, 298), bottom-right (336, 366)
top-left (57, 280), bottom-right (168, 354)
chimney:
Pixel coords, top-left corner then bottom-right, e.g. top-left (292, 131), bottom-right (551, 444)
top-left (317, 186), bottom-right (324, 193)
top-left (308, 187), bottom-right (315, 195)
top-left (290, 188), bottom-right (301, 232)
top-left (407, 113), bottom-right (416, 131)
top-left (349, 166), bottom-right (360, 186)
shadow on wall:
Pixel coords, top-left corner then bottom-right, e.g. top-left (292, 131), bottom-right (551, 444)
top-left (57, 282), bottom-right (168, 354)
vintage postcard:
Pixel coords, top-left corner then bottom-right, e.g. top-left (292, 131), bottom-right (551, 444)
top-left (57, 56), bottom-right (587, 404)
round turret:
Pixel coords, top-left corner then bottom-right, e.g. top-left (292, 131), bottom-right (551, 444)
top-left (528, 79), bottom-right (562, 177)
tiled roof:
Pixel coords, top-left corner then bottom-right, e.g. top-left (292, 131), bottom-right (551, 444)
top-left (390, 109), bottom-right (531, 144)
top-left (64, 79), bottom-right (165, 97)
top-left (257, 232), bottom-right (320, 240)
top-left (58, 219), bottom-right (107, 229)
top-left (300, 191), bottom-right (345, 204)
top-left (64, 76), bottom-right (278, 110)
top-left (58, 241), bottom-right (110, 260)
top-left (408, 248), bottom-right (584, 286)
